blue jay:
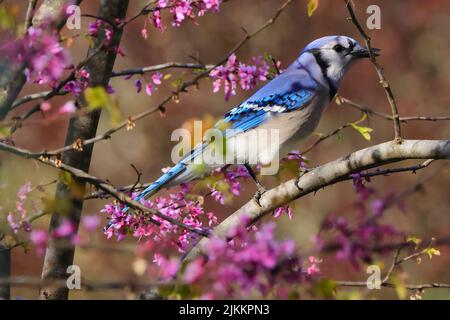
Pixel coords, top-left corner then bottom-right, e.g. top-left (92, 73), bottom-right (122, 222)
top-left (122, 35), bottom-right (379, 213)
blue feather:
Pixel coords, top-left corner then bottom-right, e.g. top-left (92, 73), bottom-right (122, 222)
top-left (223, 90), bottom-right (314, 136)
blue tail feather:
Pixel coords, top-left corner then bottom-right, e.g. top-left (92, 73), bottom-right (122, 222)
top-left (121, 163), bottom-right (187, 214)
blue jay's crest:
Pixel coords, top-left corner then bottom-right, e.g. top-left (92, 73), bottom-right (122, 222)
top-left (115, 35), bottom-right (378, 217)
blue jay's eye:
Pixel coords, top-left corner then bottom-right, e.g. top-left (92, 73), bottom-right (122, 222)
top-left (333, 44), bottom-right (344, 53)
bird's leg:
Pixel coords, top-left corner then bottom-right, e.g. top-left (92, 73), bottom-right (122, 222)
top-left (244, 163), bottom-right (267, 206)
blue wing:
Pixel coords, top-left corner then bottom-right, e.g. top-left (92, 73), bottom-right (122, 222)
top-left (221, 90), bottom-right (314, 136)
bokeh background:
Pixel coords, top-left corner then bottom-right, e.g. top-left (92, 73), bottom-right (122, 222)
top-left (1, 0), bottom-right (449, 299)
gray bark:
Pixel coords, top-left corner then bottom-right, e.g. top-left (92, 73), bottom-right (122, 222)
top-left (0, 242), bottom-right (11, 300)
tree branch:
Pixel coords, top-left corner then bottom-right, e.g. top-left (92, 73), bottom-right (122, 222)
top-left (340, 96), bottom-right (450, 123)
top-left (184, 139), bottom-right (450, 261)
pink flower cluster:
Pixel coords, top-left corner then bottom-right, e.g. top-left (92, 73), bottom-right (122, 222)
top-left (30, 215), bottom-right (101, 257)
top-left (6, 27), bottom-right (70, 85)
top-left (102, 190), bottom-right (217, 251)
top-left (142, 0), bottom-right (222, 37)
top-left (7, 181), bottom-right (33, 234)
top-left (286, 150), bottom-right (309, 170)
top-left (210, 54), bottom-right (270, 100)
top-left (87, 19), bottom-right (117, 44)
top-left (63, 69), bottom-right (90, 96)
top-left (207, 165), bottom-right (250, 204)
top-left (133, 72), bottom-right (163, 96)
top-left (273, 205), bottom-right (294, 219)
top-left (87, 19), bottom-right (125, 56)
top-left (153, 220), bottom-right (309, 298)
top-left (6, 180), bottom-right (103, 256)
top-left (313, 173), bottom-right (402, 268)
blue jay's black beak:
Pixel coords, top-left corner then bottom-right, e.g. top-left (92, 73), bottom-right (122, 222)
top-left (351, 47), bottom-right (381, 58)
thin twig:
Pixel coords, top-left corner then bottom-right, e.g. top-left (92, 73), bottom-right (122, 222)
top-left (24, 0), bottom-right (38, 30)
top-left (340, 96), bottom-right (450, 123)
top-left (334, 280), bottom-right (450, 291)
top-left (345, 0), bottom-right (402, 143)
top-left (10, 62), bottom-right (209, 110)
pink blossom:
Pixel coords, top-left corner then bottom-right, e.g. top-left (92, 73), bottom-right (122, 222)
top-left (106, 84), bottom-right (115, 94)
top-left (176, 221), bottom-right (303, 298)
top-left (286, 150), bottom-right (308, 169)
top-left (209, 185), bottom-right (225, 204)
top-left (105, 28), bottom-right (113, 41)
top-left (158, 0), bottom-right (169, 8)
top-left (7, 181), bottom-right (34, 233)
top-left (7, 27), bottom-right (70, 85)
top-left (53, 219), bottom-right (76, 238)
top-left (135, 79), bottom-right (143, 93)
top-left (58, 101), bottom-right (76, 114)
top-left (115, 47), bottom-right (126, 57)
top-left (145, 83), bottom-right (154, 96)
top-left (7, 213), bottom-right (20, 234)
top-left (314, 178), bottom-right (402, 269)
top-left (203, 0), bottom-right (222, 12)
top-left (102, 190), bottom-right (210, 251)
top-left (306, 256), bottom-right (321, 276)
top-left (184, 258), bottom-right (205, 283)
top-left (40, 101), bottom-right (52, 112)
top-left (159, 257), bottom-right (180, 280)
top-left (152, 72), bottom-right (163, 85)
top-left (30, 229), bottom-right (48, 256)
top-left (82, 215), bottom-right (101, 232)
top-left (63, 68), bottom-right (90, 96)
top-left (152, 10), bottom-right (164, 31)
top-left (88, 20), bottom-right (102, 37)
top-left (273, 205), bottom-right (294, 220)
top-left (210, 54), bottom-right (269, 101)
top-left (141, 27), bottom-right (148, 39)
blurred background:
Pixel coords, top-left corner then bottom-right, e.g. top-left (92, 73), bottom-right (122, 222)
top-left (0, 0), bottom-right (449, 299)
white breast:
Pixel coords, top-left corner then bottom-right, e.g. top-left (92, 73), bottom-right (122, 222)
top-left (225, 89), bottom-right (329, 168)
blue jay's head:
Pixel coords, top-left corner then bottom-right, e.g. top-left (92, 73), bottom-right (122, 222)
top-left (296, 35), bottom-right (380, 93)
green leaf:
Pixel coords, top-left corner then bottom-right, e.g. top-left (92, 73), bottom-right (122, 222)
top-left (0, 6), bottom-right (17, 31)
top-left (314, 278), bottom-right (336, 299)
top-left (406, 236), bottom-right (422, 247)
top-left (59, 171), bottom-right (73, 187)
top-left (425, 247), bottom-right (440, 259)
top-left (307, 0), bottom-right (319, 17)
top-left (84, 86), bottom-right (121, 126)
top-left (349, 114), bottom-right (374, 141)
top-left (350, 123), bottom-right (373, 141)
top-left (85, 86), bottom-right (110, 111)
top-left (0, 126), bottom-right (11, 139)
top-left (108, 99), bottom-right (122, 127)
